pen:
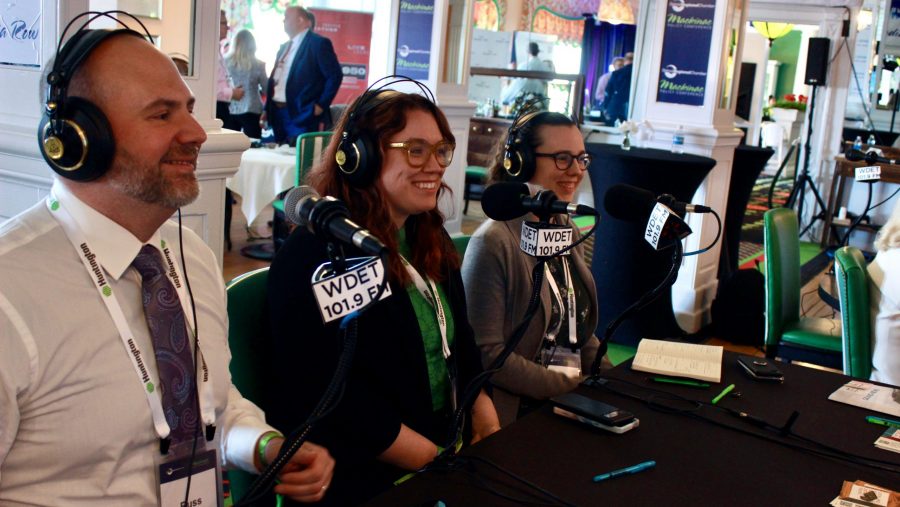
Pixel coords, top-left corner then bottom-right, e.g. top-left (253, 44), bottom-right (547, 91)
top-left (711, 384), bottom-right (735, 405)
top-left (650, 377), bottom-right (710, 388)
top-left (592, 460), bottom-right (656, 482)
top-left (866, 415), bottom-right (900, 427)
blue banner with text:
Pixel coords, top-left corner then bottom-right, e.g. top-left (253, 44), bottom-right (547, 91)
top-left (656, 0), bottom-right (716, 106)
top-left (395, 0), bottom-right (434, 80)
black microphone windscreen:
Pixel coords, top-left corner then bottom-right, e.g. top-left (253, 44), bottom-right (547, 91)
top-left (284, 185), bottom-right (319, 226)
top-left (845, 149), bottom-right (865, 162)
top-left (603, 183), bottom-right (656, 223)
top-left (482, 182), bottom-right (530, 221)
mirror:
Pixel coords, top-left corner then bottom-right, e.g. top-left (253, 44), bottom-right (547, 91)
top-left (88, 0), bottom-right (196, 76)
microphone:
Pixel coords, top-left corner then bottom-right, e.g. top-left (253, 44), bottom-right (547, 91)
top-left (284, 186), bottom-right (387, 256)
top-left (481, 182), bottom-right (597, 221)
top-left (845, 148), bottom-right (896, 166)
top-left (604, 183), bottom-right (711, 220)
top-left (604, 184), bottom-right (694, 250)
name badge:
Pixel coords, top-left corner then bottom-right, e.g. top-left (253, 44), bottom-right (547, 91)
top-left (855, 166), bottom-right (881, 182)
top-left (312, 256), bottom-right (392, 323)
top-left (158, 449), bottom-right (219, 507)
top-left (520, 222), bottom-right (572, 257)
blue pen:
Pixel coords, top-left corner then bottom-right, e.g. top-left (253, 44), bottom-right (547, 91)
top-left (592, 460), bottom-right (656, 482)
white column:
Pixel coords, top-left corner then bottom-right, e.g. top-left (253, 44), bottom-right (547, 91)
top-left (630, 0), bottom-right (748, 333)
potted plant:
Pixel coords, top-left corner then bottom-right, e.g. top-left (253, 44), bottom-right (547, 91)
top-left (768, 94), bottom-right (807, 122)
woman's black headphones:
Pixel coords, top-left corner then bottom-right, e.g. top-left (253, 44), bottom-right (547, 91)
top-left (335, 75), bottom-right (436, 187)
top-left (38, 11), bottom-right (153, 182)
top-left (501, 98), bottom-right (551, 182)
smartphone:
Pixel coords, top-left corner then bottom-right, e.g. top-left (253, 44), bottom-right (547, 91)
top-left (550, 393), bottom-right (638, 434)
top-left (736, 355), bottom-right (784, 382)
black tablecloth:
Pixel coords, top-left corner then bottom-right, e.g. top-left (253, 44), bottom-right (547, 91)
top-left (366, 353), bottom-right (900, 506)
top-left (586, 143), bottom-right (716, 346)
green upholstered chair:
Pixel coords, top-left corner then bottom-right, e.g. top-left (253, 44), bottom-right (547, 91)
top-left (763, 208), bottom-right (842, 368)
top-left (273, 132), bottom-right (333, 250)
top-left (452, 234), bottom-right (471, 257)
top-left (224, 267), bottom-right (272, 503)
top-left (464, 165), bottom-right (488, 215)
top-left (834, 246), bottom-right (873, 378)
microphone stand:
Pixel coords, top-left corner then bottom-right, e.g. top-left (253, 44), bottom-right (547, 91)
top-left (590, 241), bottom-right (684, 375)
top-left (237, 242), bottom-right (387, 507)
top-left (785, 85), bottom-right (829, 238)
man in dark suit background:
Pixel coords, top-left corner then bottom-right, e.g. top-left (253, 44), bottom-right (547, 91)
top-left (600, 52), bottom-right (633, 126)
top-left (266, 6), bottom-right (342, 146)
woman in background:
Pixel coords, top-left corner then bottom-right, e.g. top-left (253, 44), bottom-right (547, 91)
top-left (461, 111), bottom-right (605, 427)
top-left (267, 89), bottom-right (499, 506)
top-left (225, 29), bottom-right (267, 138)
top-left (869, 199), bottom-right (900, 386)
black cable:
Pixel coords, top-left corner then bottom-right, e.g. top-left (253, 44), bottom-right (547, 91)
top-left (588, 376), bottom-right (900, 473)
top-left (590, 241), bottom-right (684, 375)
top-left (870, 185), bottom-right (900, 211)
top-left (683, 209), bottom-right (721, 256)
top-left (236, 249), bottom-right (392, 506)
top-left (462, 456), bottom-right (579, 507)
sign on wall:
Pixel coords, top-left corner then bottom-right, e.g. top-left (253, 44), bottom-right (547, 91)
top-left (0, 2), bottom-right (42, 68)
top-left (310, 8), bottom-right (373, 105)
top-left (395, 0), bottom-right (434, 80)
top-left (886, 0), bottom-right (900, 47)
top-left (656, 0), bottom-right (716, 106)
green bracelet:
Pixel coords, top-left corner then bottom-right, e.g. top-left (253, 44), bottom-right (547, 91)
top-left (257, 431), bottom-right (283, 469)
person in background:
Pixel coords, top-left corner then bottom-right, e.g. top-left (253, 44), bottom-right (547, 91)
top-left (267, 89), bottom-right (499, 505)
top-left (500, 42), bottom-right (553, 105)
top-left (868, 199), bottom-right (900, 386)
top-left (226, 29), bottom-right (268, 139)
top-left (266, 6), bottom-right (342, 146)
top-left (595, 56), bottom-right (625, 107)
top-left (601, 51), bottom-right (633, 125)
top-left (461, 111), bottom-right (606, 426)
top-left (217, 10), bottom-right (244, 129)
top-left (0, 28), bottom-right (332, 505)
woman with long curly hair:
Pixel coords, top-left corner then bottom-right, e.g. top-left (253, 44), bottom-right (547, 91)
top-left (266, 88), bottom-right (499, 506)
top-left (869, 199), bottom-right (900, 386)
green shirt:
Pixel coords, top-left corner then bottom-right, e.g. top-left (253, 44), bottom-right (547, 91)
top-left (398, 229), bottom-right (455, 411)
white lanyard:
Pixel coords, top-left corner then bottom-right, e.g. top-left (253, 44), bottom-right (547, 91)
top-left (399, 255), bottom-right (450, 360)
top-left (47, 196), bottom-right (216, 440)
top-left (544, 257), bottom-right (577, 346)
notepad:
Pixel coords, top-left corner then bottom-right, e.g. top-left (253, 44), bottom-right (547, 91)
top-left (828, 381), bottom-right (900, 418)
top-left (630, 339), bottom-right (723, 383)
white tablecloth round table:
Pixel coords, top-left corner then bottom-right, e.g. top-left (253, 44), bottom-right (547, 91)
top-left (226, 146), bottom-right (296, 225)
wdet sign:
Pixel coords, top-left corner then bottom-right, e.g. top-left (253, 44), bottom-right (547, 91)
top-left (656, 0), bottom-right (716, 106)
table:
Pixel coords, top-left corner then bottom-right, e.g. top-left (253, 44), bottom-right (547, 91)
top-left (226, 146), bottom-right (296, 226)
top-left (822, 153), bottom-right (900, 248)
top-left (366, 352), bottom-right (900, 506)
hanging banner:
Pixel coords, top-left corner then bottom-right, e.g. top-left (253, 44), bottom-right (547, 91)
top-left (656, 0), bottom-right (716, 106)
top-left (395, 0), bottom-right (434, 80)
top-left (0, 2), bottom-right (42, 68)
top-left (310, 8), bottom-right (373, 105)
top-left (885, 0), bottom-right (900, 47)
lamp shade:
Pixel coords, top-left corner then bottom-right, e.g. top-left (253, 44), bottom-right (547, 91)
top-left (751, 21), bottom-right (794, 46)
top-left (598, 0), bottom-right (635, 26)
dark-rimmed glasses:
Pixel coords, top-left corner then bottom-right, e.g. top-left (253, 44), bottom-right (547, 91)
top-left (534, 152), bottom-right (592, 171)
top-left (387, 139), bottom-right (455, 168)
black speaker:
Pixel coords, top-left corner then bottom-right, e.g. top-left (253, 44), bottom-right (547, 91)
top-left (804, 37), bottom-right (830, 86)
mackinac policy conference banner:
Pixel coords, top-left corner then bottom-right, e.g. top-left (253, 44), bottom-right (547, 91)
top-left (656, 0), bottom-right (716, 106)
top-left (395, 0), bottom-right (434, 80)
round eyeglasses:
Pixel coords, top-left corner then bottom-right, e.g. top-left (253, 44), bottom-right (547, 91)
top-left (387, 139), bottom-right (455, 168)
top-left (534, 152), bottom-right (592, 171)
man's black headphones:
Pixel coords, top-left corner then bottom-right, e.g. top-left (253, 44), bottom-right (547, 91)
top-left (502, 98), bottom-right (550, 182)
top-left (335, 75), bottom-right (436, 187)
top-left (38, 11), bottom-right (153, 181)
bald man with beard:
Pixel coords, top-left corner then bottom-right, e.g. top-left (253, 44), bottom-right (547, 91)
top-left (0, 28), bottom-right (333, 505)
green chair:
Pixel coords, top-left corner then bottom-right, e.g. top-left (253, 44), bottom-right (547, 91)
top-left (224, 267), bottom-right (272, 503)
top-left (763, 208), bottom-right (842, 368)
top-left (834, 246), bottom-right (873, 378)
top-left (464, 165), bottom-right (488, 215)
top-left (273, 132), bottom-right (333, 250)
top-left (452, 234), bottom-right (471, 257)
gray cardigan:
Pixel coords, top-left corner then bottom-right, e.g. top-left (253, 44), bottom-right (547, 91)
top-left (461, 214), bottom-right (603, 426)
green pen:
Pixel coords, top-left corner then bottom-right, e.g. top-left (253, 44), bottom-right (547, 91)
top-left (650, 377), bottom-right (710, 388)
top-left (866, 415), bottom-right (900, 427)
top-left (711, 384), bottom-right (735, 405)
